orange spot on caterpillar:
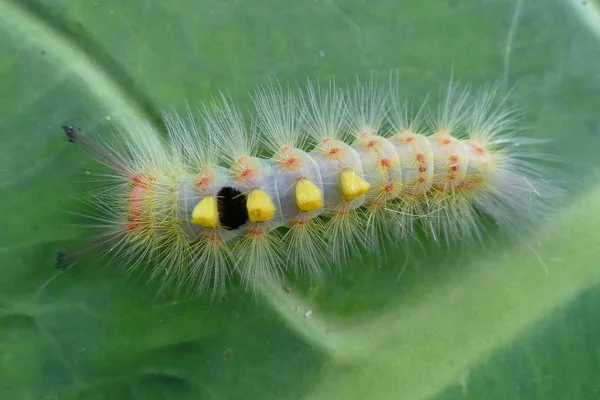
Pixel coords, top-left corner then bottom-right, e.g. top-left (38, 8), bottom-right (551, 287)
top-left (418, 176), bottom-right (426, 183)
top-left (128, 185), bottom-right (147, 219)
top-left (442, 138), bottom-right (452, 145)
top-left (197, 175), bottom-right (211, 186)
top-left (450, 165), bottom-right (458, 172)
top-left (370, 197), bottom-right (384, 207)
top-left (380, 158), bottom-right (391, 168)
top-left (284, 157), bottom-right (298, 168)
top-left (288, 215), bottom-right (311, 226)
top-left (449, 155), bottom-right (459, 163)
top-left (419, 165), bottom-right (427, 172)
top-left (241, 168), bottom-right (252, 178)
top-left (126, 219), bottom-right (140, 232)
top-left (367, 140), bottom-right (378, 148)
top-left (130, 174), bottom-right (154, 188)
top-left (384, 183), bottom-right (394, 192)
top-left (204, 230), bottom-right (221, 242)
top-left (247, 226), bottom-right (266, 235)
top-left (130, 174), bottom-right (143, 185)
top-left (328, 147), bottom-right (341, 156)
top-left (474, 145), bottom-right (485, 155)
top-left (415, 153), bottom-right (426, 163)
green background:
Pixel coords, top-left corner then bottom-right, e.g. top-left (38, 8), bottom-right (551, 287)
top-left (2, 0), bottom-right (600, 399)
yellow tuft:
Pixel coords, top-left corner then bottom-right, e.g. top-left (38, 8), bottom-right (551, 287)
top-left (191, 196), bottom-right (219, 228)
top-left (247, 189), bottom-right (276, 222)
top-left (340, 170), bottom-right (370, 201)
top-left (295, 179), bottom-right (323, 212)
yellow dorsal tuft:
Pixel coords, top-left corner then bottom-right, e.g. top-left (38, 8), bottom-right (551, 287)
top-left (340, 170), bottom-right (370, 201)
top-left (191, 196), bottom-right (219, 228)
top-left (295, 179), bottom-right (323, 212)
top-left (247, 189), bottom-right (276, 222)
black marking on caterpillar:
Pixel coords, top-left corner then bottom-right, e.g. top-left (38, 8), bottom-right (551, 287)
top-left (55, 251), bottom-right (71, 270)
top-left (217, 187), bottom-right (249, 230)
top-left (62, 124), bottom-right (78, 143)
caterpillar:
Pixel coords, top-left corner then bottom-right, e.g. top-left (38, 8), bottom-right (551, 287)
top-left (59, 77), bottom-right (554, 299)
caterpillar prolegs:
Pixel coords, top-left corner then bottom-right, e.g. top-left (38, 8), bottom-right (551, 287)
top-left (61, 78), bottom-right (552, 298)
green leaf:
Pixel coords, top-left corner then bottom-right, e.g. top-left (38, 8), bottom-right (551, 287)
top-left (1, 0), bottom-right (600, 399)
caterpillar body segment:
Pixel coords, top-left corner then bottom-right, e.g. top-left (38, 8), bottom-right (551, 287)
top-left (270, 145), bottom-right (326, 277)
top-left (63, 78), bottom-right (551, 297)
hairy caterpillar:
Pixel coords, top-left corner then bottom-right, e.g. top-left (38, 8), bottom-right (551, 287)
top-left (59, 77), bottom-right (554, 298)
